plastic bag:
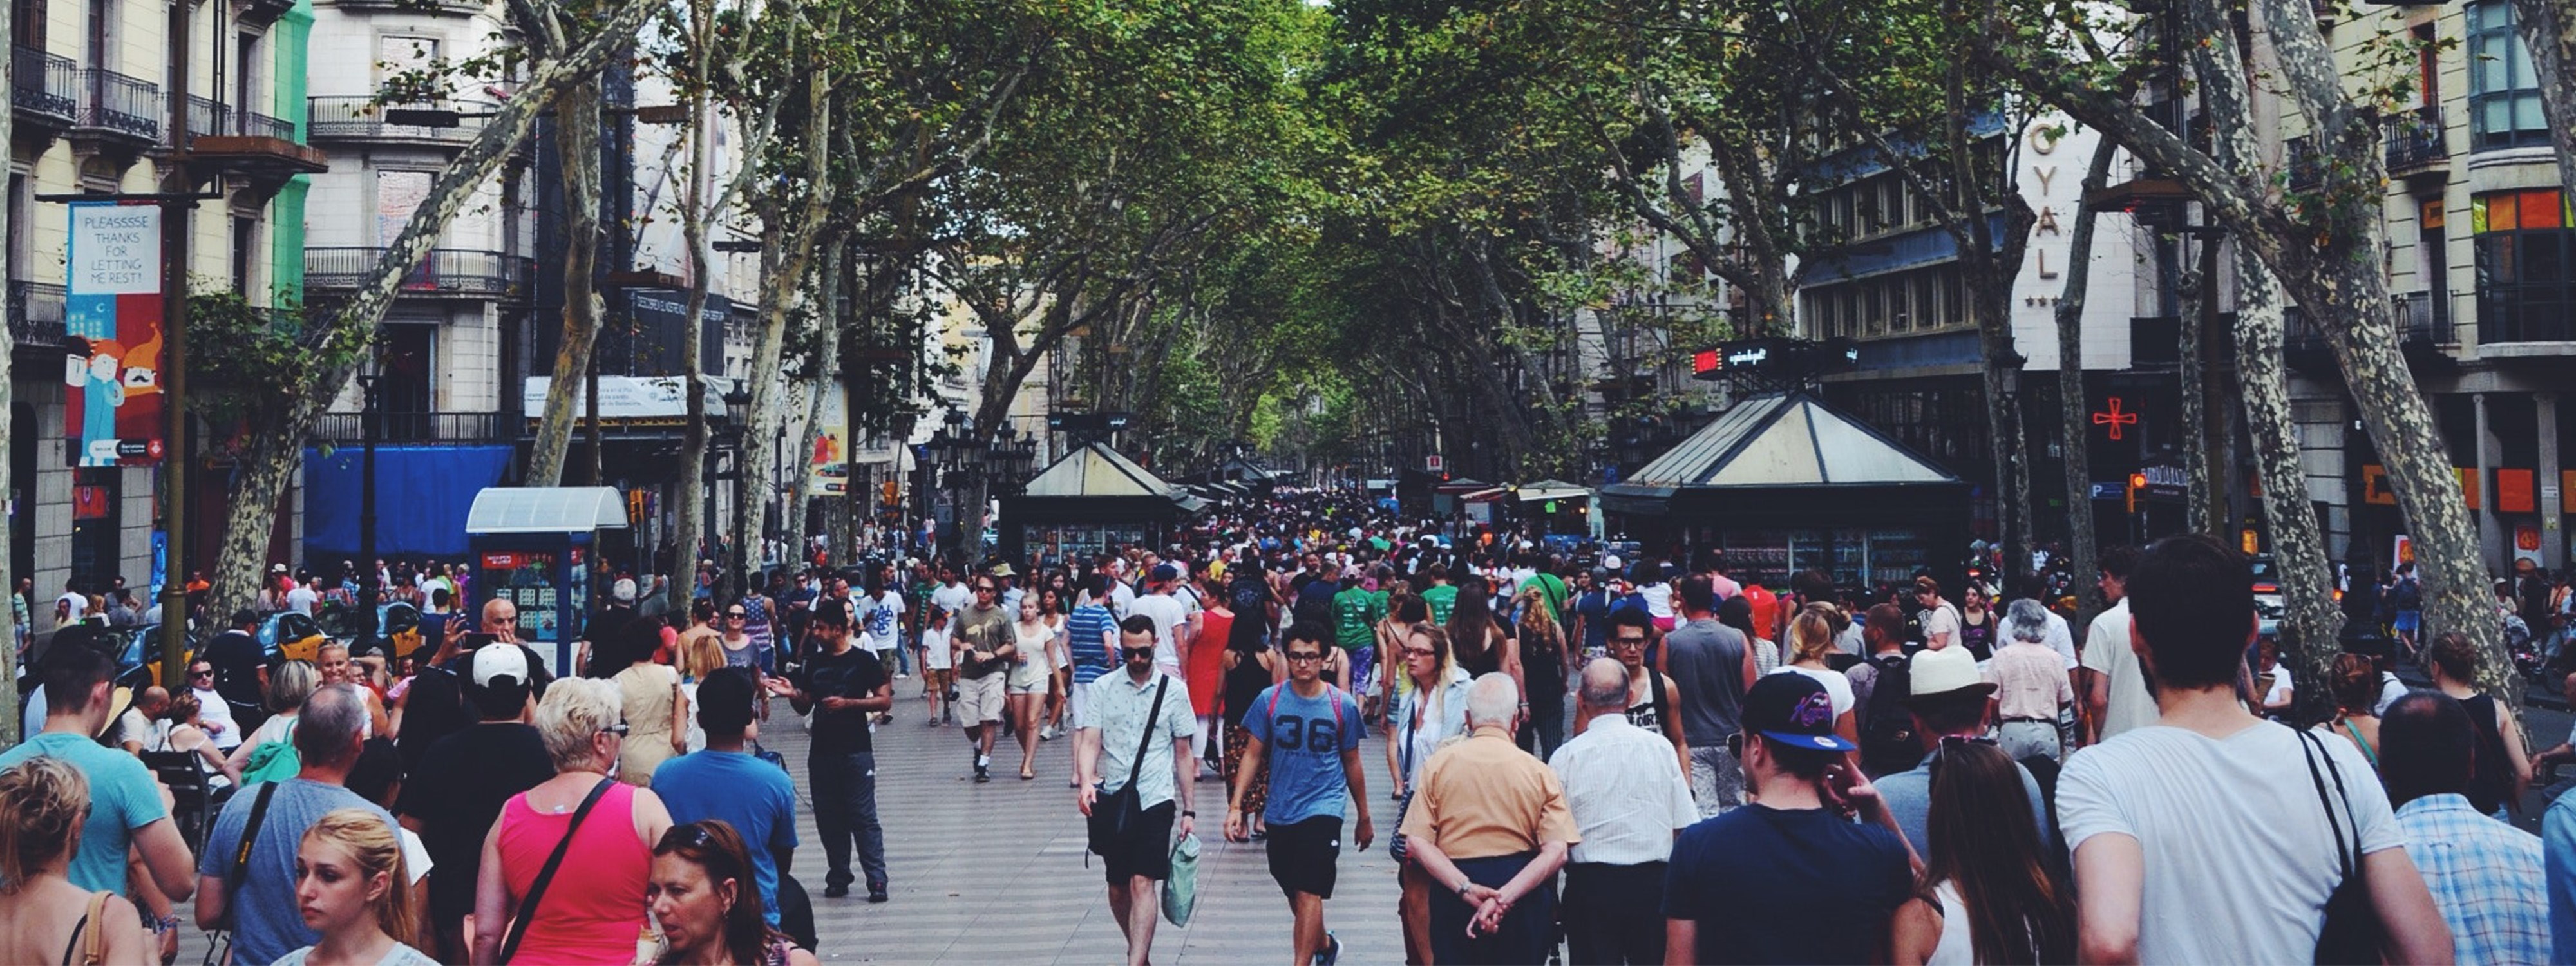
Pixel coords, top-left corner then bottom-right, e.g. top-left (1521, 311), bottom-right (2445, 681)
top-left (1160, 832), bottom-right (1201, 927)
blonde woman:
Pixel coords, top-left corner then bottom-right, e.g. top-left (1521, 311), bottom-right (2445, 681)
top-left (0, 757), bottom-right (152, 965)
top-left (1767, 607), bottom-right (1859, 746)
top-left (677, 607), bottom-right (728, 754)
top-left (472, 679), bottom-right (674, 964)
top-left (1387, 623), bottom-right (1472, 966)
top-left (228, 660), bottom-right (321, 774)
top-left (274, 808), bottom-right (437, 965)
top-left (1513, 585), bottom-right (1571, 757)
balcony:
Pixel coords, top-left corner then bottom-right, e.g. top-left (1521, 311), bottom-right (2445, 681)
top-left (2383, 105), bottom-right (2448, 176)
top-left (74, 68), bottom-right (160, 142)
top-left (2391, 290), bottom-right (2452, 346)
top-left (304, 247), bottom-right (534, 302)
top-left (12, 47), bottom-right (77, 128)
top-left (2286, 294), bottom-right (2466, 375)
top-left (310, 410), bottom-right (506, 445)
top-left (2477, 283), bottom-right (2576, 353)
top-left (180, 95), bottom-right (327, 175)
top-left (307, 97), bottom-right (495, 147)
top-left (8, 281), bottom-right (65, 352)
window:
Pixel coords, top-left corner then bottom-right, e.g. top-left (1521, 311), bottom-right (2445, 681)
top-left (2469, 0), bottom-right (2549, 149)
top-left (2473, 188), bottom-right (2574, 341)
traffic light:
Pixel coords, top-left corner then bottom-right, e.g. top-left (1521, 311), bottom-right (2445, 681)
top-left (2127, 472), bottom-right (2147, 514)
top-left (880, 480), bottom-right (900, 506)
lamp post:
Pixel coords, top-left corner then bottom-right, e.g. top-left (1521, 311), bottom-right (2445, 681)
top-left (356, 371), bottom-right (382, 649)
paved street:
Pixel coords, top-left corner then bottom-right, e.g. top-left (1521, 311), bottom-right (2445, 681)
top-left (178, 686), bottom-right (1411, 965)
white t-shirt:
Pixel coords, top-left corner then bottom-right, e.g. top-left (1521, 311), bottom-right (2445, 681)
top-left (2057, 721), bottom-right (2400, 964)
top-left (55, 592), bottom-right (86, 621)
top-left (2373, 672), bottom-right (2408, 717)
top-left (1640, 583), bottom-right (1674, 620)
top-left (931, 582), bottom-right (972, 629)
top-left (285, 586), bottom-right (320, 616)
top-left (1126, 592), bottom-right (1190, 670)
top-left (1920, 603), bottom-right (1962, 649)
top-left (1768, 664), bottom-right (1857, 719)
top-left (863, 590), bottom-right (906, 653)
top-left (1108, 582), bottom-right (1137, 618)
top-left (2034, 607), bottom-right (2079, 670)
top-left (2260, 666), bottom-right (2295, 709)
top-left (2079, 599), bottom-right (2157, 740)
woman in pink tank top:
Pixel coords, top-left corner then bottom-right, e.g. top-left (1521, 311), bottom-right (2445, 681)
top-left (473, 679), bottom-right (674, 964)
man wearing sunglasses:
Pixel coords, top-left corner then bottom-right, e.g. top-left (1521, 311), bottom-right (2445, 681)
top-left (768, 598), bottom-right (893, 902)
top-left (953, 575), bottom-right (1016, 781)
top-left (1075, 614), bottom-right (1198, 966)
top-left (1224, 621), bottom-right (1372, 966)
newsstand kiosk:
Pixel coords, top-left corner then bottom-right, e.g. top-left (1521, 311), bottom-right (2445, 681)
top-left (465, 486), bottom-right (629, 676)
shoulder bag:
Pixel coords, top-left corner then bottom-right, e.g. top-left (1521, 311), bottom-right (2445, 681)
top-left (498, 777), bottom-right (616, 963)
top-left (62, 889), bottom-right (108, 966)
top-left (1098, 677), bottom-right (1170, 843)
top-left (2297, 729), bottom-right (2382, 965)
top-left (200, 781), bottom-right (279, 966)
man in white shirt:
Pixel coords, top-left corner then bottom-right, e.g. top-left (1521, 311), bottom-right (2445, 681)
top-left (1126, 564), bottom-right (1194, 679)
top-left (930, 565), bottom-right (972, 632)
top-left (1549, 658), bottom-right (1696, 965)
top-left (285, 575), bottom-right (322, 616)
top-left (54, 578), bottom-right (87, 627)
top-left (2078, 546), bottom-right (2157, 744)
top-left (2054, 534), bottom-right (2450, 964)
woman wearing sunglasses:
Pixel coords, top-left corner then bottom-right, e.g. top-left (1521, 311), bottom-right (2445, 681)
top-left (473, 679), bottom-right (675, 965)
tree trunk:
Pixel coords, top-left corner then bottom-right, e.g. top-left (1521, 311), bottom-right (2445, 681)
top-left (205, 0), bottom-right (658, 623)
top-left (2177, 262), bottom-right (2213, 534)
top-left (2233, 251), bottom-right (2346, 725)
top-left (2055, 138), bottom-right (2115, 629)
top-left (2511, 0), bottom-right (2576, 205)
top-left (0, 0), bottom-right (15, 743)
top-left (525, 79), bottom-right (607, 487)
top-left (672, 50), bottom-right (711, 615)
top-left (735, 67), bottom-right (835, 589)
top-left (787, 249), bottom-right (837, 566)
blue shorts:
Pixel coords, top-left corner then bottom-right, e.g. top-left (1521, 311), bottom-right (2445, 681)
top-left (2394, 611), bottom-right (2421, 633)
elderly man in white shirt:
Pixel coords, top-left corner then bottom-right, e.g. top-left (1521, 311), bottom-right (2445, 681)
top-left (1547, 658), bottom-right (1699, 965)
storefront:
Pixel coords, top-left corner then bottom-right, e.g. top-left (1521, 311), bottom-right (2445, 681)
top-left (1601, 391), bottom-right (1972, 597)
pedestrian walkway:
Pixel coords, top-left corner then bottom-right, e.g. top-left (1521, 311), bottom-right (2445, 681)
top-left (790, 692), bottom-right (1405, 963)
top-left (175, 692), bottom-right (1412, 964)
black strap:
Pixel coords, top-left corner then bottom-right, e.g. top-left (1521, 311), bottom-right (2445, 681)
top-left (499, 778), bottom-right (616, 963)
top-left (1122, 677), bottom-right (1170, 794)
top-left (220, 782), bottom-right (280, 931)
top-left (2295, 730), bottom-right (2356, 881)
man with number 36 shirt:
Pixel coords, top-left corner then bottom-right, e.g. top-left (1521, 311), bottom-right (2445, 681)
top-left (1225, 620), bottom-right (1372, 966)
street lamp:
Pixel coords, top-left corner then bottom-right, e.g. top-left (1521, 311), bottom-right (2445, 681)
top-left (355, 370), bottom-right (382, 649)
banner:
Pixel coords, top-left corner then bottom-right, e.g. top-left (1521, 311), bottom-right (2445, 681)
top-left (810, 381), bottom-right (848, 495)
top-left (64, 202), bottom-right (164, 466)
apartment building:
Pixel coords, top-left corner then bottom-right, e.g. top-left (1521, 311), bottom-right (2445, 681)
top-left (6, 0), bottom-right (320, 625)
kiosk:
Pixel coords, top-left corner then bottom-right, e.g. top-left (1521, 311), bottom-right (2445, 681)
top-left (1601, 391), bottom-right (1971, 597)
top-left (998, 443), bottom-right (1199, 567)
top-left (465, 486), bottom-right (628, 676)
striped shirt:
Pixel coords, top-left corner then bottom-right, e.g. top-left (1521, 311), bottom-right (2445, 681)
top-left (1065, 603), bottom-right (1118, 685)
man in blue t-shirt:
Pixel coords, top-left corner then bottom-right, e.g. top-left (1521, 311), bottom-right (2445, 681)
top-left (194, 684), bottom-right (395, 966)
top-left (1224, 621), bottom-right (1372, 966)
top-left (1663, 673), bottom-right (1913, 964)
top-left (657, 668), bottom-right (800, 927)
top-left (0, 634), bottom-right (194, 903)
top-left (1065, 573), bottom-right (1122, 723)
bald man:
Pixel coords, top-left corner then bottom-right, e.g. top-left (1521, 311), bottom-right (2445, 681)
top-left (395, 595), bottom-right (551, 771)
top-left (1548, 660), bottom-right (1696, 964)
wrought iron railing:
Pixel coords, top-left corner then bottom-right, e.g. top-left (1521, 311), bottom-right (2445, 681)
top-left (78, 68), bottom-right (160, 138)
top-left (2383, 105), bottom-right (2448, 173)
top-left (2478, 283), bottom-right (2576, 344)
top-left (12, 47), bottom-right (76, 120)
top-left (8, 280), bottom-right (65, 349)
top-left (2392, 290), bottom-right (2452, 346)
top-left (304, 248), bottom-right (532, 299)
top-left (182, 95), bottom-right (294, 144)
top-left (2285, 135), bottom-right (2324, 191)
top-left (311, 411), bottom-right (506, 444)
top-left (305, 97), bottom-right (495, 144)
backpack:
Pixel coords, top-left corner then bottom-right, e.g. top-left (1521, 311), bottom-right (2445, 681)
top-left (2389, 578), bottom-right (2421, 611)
top-left (1858, 654), bottom-right (1922, 775)
top-left (238, 721), bottom-right (300, 786)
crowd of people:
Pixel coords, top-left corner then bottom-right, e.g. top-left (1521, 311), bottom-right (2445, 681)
top-left (5, 484), bottom-right (2576, 964)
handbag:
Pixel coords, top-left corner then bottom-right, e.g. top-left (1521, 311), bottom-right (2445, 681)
top-left (498, 778), bottom-right (616, 963)
top-left (1097, 677), bottom-right (1170, 843)
top-left (201, 782), bottom-right (279, 966)
top-left (1390, 691), bottom-right (1422, 864)
top-left (1160, 833), bottom-right (1202, 927)
top-left (2297, 730), bottom-right (2382, 965)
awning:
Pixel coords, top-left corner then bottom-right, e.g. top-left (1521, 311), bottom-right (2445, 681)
top-left (1515, 479), bottom-right (1591, 502)
top-left (1461, 486), bottom-right (1510, 502)
top-left (465, 486), bottom-right (631, 534)
top-left (303, 446), bottom-right (513, 558)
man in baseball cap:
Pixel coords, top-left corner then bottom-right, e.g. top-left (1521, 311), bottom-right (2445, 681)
top-left (1868, 647), bottom-right (2052, 862)
top-left (1662, 673), bottom-right (1912, 964)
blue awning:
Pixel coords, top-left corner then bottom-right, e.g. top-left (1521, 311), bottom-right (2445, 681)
top-left (303, 445), bottom-right (514, 559)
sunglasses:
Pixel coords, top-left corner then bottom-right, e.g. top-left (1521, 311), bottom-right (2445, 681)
top-left (190, 669), bottom-right (214, 679)
top-left (975, 585), bottom-right (998, 593)
top-left (726, 612), bottom-right (746, 619)
top-left (1121, 646), bottom-right (1157, 658)
top-left (598, 724), bottom-right (630, 737)
top-left (1402, 646), bottom-right (1437, 658)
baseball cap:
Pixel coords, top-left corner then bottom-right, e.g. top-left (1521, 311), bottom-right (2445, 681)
top-left (612, 578), bottom-right (637, 603)
top-left (471, 642), bottom-right (531, 688)
top-left (1150, 563), bottom-right (1180, 583)
top-left (1741, 673), bottom-right (1857, 752)
top-left (1906, 646), bottom-right (1999, 704)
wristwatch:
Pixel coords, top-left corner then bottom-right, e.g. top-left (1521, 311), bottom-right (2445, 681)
top-left (1182, 810), bottom-right (1197, 817)
top-left (1455, 880), bottom-right (1473, 898)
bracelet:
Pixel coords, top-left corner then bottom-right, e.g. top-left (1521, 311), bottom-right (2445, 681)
top-left (1182, 810), bottom-right (1197, 817)
top-left (1454, 880), bottom-right (1473, 898)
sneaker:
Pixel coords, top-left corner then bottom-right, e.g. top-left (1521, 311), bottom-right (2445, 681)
top-left (1316, 933), bottom-right (1340, 966)
top-left (974, 764), bottom-right (991, 783)
top-left (822, 882), bottom-right (851, 899)
top-left (1040, 724), bottom-right (1059, 741)
top-left (867, 887), bottom-right (890, 904)
top-left (894, 672), bottom-right (911, 679)
top-left (924, 715), bottom-right (942, 726)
